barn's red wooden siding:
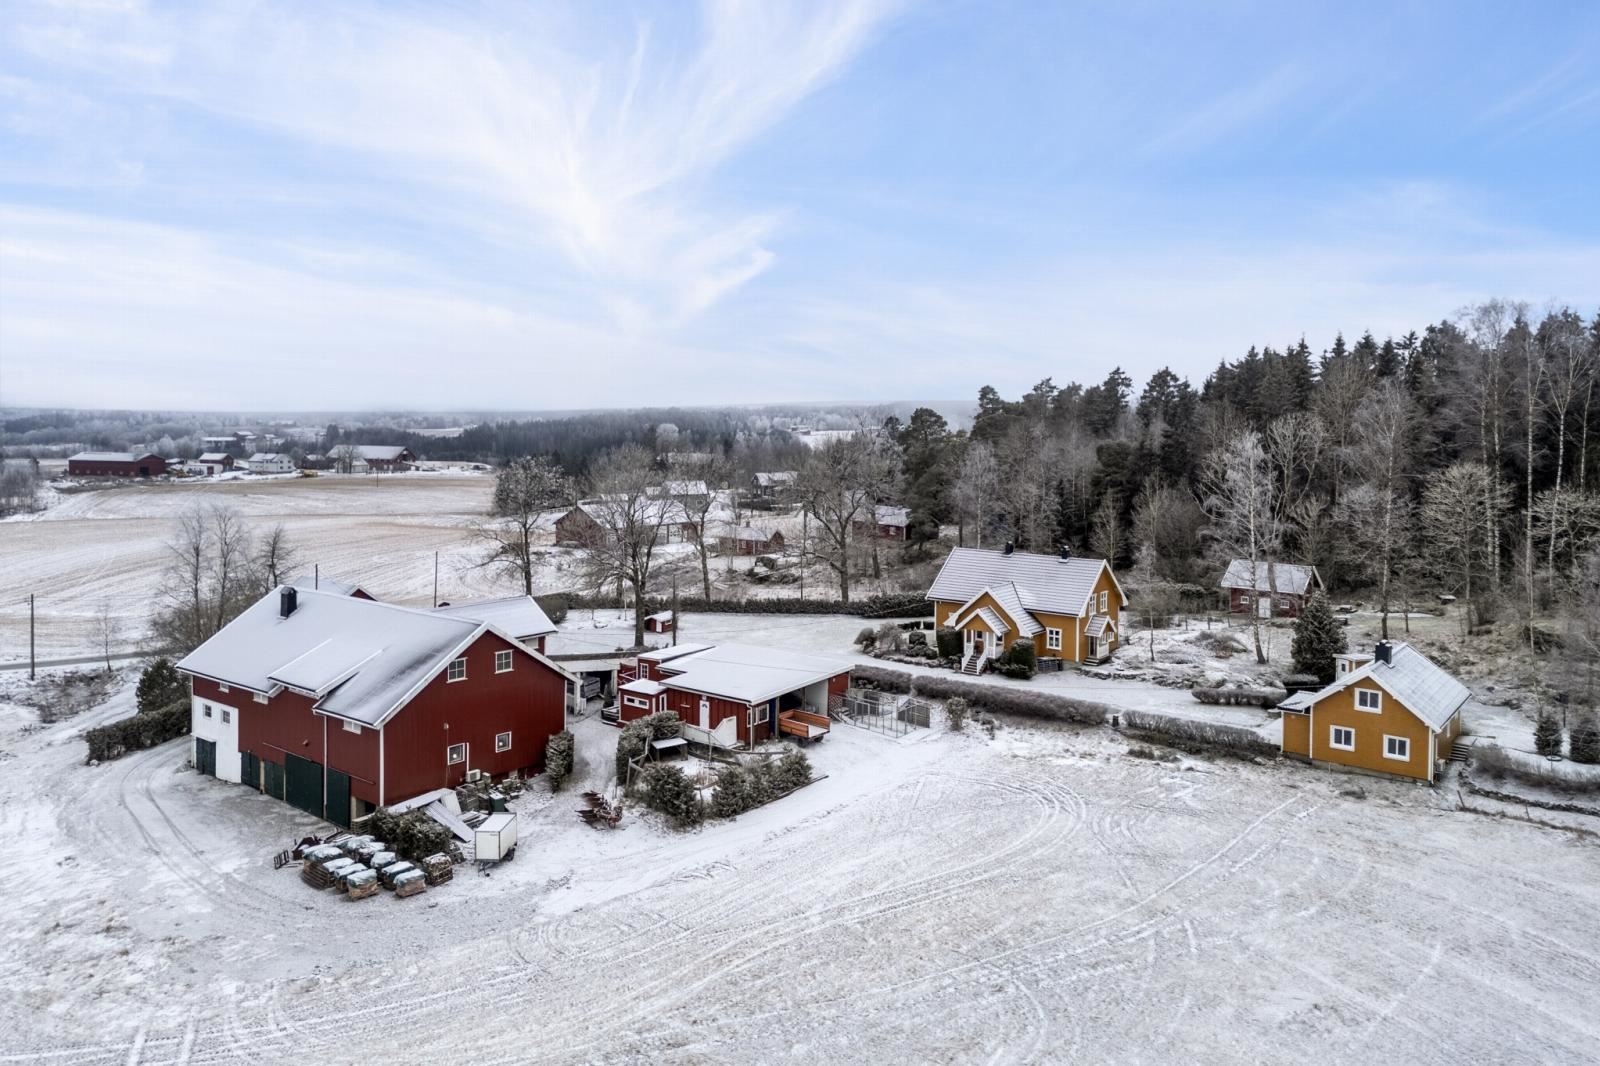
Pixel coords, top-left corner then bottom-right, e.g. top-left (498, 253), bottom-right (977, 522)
top-left (1225, 587), bottom-right (1306, 617)
top-left (664, 689), bottom-right (767, 744)
top-left (68, 456), bottom-right (168, 477)
top-left (378, 631), bottom-right (566, 804)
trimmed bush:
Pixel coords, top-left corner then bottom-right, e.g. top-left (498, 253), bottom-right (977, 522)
top-left (1534, 712), bottom-right (1564, 758)
top-left (907, 631), bottom-right (927, 647)
top-left (1121, 709), bottom-right (1280, 757)
top-left (641, 764), bottom-right (704, 827)
top-left (854, 627), bottom-right (877, 649)
top-left (770, 748), bottom-right (813, 793)
top-left (935, 628), bottom-right (963, 659)
top-left (945, 696), bottom-right (969, 733)
top-left (84, 698), bottom-right (189, 763)
top-left (1190, 686), bottom-right (1287, 708)
top-left (534, 593), bottom-right (570, 625)
top-left (993, 641), bottom-right (1037, 679)
top-left (568, 592), bottom-right (935, 618)
top-left (851, 664), bottom-right (915, 693)
top-left (545, 730), bottom-right (575, 792)
top-left (874, 622), bottom-right (906, 653)
top-left (136, 658), bottom-right (187, 715)
top-left (709, 763), bottom-right (756, 817)
top-left (909, 675), bottom-right (1109, 726)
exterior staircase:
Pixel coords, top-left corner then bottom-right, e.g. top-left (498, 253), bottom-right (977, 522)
top-left (960, 653), bottom-right (986, 676)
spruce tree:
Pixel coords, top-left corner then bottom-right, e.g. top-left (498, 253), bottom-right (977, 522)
top-left (1290, 594), bottom-right (1346, 684)
top-left (136, 658), bottom-right (186, 715)
top-left (1566, 716), bottom-right (1599, 764)
top-left (1534, 712), bottom-right (1564, 758)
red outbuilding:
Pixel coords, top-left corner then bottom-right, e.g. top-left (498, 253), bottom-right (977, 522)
top-left (176, 586), bottom-right (575, 827)
top-left (67, 451), bottom-right (168, 477)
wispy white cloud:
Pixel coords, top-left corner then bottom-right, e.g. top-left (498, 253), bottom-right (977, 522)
top-left (1142, 63), bottom-right (1310, 157)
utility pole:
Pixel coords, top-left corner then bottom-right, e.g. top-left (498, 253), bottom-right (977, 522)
top-left (800, 509), bottom-right (808, 602)
top-left (671, 571), bottom-right (679, 647)
top-left (433, 551), bottom-right (439, 608)
top-left (29, 594), bottom-right (36, 680)
top-left (314, 563), bottom-right (319, 590)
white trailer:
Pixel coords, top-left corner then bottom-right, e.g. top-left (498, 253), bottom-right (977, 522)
top-left (474, 813), bottom-right (518, 863)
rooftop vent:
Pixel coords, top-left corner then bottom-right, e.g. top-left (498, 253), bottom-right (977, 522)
top-left (1374, 640), bottom-right (1393, 665)
top-left (279, 586), bottom-right (298, 619)
top-left (1059, 544), bottom-right (1072, 561)
top-left (1003, 542), bottom-right (1015, 556)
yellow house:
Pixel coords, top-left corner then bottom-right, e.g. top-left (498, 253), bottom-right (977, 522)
top-left (1279, 641), bottom-right (1469, 783)
top-left (925, 545), bottom-right (1128, 672)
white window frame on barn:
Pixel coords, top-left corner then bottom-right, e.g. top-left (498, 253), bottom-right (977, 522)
top-left (202, 703), bottom-right (213, 718)
top-left (1356, 688), bottom-right (1383, 712)
top-left (1330, 726), bottom-right (1355, 751)
top-left (446, 742), bottom-right (466, 765)
top-left (343, 720), bottom-right (361, 734)
top-left (494, 650), bottom-right (513, 674)
top-left (254, 692), bottom-right (268, 704)
top-left (221, 709), bottom-right (230, 724)
top-left (218, 684), bottom-right (229, 693)
top-left (1046, 628), bottom-right (1062, 651)
top-left (751, 702), bottom-right (771, 726)
top-left (495, 731), bottom-right (512, 753)
top-left (1383, 735), bottom-right (1410, 761)
top-left (447, 657), bottom-right (467, 683)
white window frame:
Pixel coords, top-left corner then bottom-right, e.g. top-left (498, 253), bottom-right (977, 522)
top-left (1383, 735), bottom-right (1410, 761)
top-left (624, 695), bottom-right (648, 709)
top-left (495, 731), bottom-right (512, 753)
top-left (494, 649), bottom-right (514, 674)
top-left (446, 657), bottom-right (467, 683)
top-left (1355, 688), bottom-right (1382, 713)
top-left (1046, 627), bottom-right (1062, 651)
top-left (253, 692), bottom-right (268, 704)
top-left (342, 719), bottom-right (361, 734)
top-left (446, 742), bottom-right (466, 765)
top-left (221, 709), bottom-right (230, 724)
top-left (202, 703), bottom-right (213, 718)
top-left (751, 702), bottom-right (771, 726)
top-left (1099, 590), bottom-right (1109, 613)
top-left (218, 684), bottom-right (229, 693)
top-left (1329, 725), bottom-right (1355, 751)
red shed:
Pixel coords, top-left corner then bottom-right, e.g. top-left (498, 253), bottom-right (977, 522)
top-left (67, 451), bottom-right (167, 477)
top-left (176, 586), bottom-right (575, 827)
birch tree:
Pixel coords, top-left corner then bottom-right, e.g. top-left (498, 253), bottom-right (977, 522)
top-left (580, 446), bottom-right (675, 647)
top-left (1418, 462), bottom-right (1506, 635)
top-left (474, 457), bottom-right (571, 596)
top-left (1199, 430), bottom-right (1280, 664)
top-left (952, 441), bottom-right (1000, 548)
top-left (1540, 309), bottom-right (1594, 580)
top-left (793, 434), bottom-right (894, 603)
top-left (1349, 381), bottom-right (1413, 639)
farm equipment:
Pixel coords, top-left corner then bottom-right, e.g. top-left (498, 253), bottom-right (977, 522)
top-left (576, 791), bottom-right (623, 829)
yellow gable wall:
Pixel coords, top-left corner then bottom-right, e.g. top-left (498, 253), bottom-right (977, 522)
top-left (937, 592), bottom-right (1020, 647)
top-left (1282, 709), bottom-right (1310, 755)
top-left (1305, 683), bottom-right (1434, 782)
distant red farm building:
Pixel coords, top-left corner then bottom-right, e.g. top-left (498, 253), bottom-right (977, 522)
top-left (1219, 560), bottom-right (1324, 618)
top-left (67, 451), bottom-right (167, 478)
top-left (719, 526), bottom-right (784, 556)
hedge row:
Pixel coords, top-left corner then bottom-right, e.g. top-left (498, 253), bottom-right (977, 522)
top-left (909, 674), bottom-right (1111, 726)
top-left (1120, 709), bottom-right (1280, 757)
top-left (566, 592), bottom-right (934, 618)
top-left (83, 699), bottom-right (190, 763)
top-left (1191, 687), bottom-right (1286, 708)
top-left (849, 664), bottom-right (916, 693)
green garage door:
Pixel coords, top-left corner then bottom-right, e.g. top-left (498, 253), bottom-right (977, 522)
top-left (284, 753), bottom-right (323, 818)
top-left (264, 759), bottom-right (286, 801)
top-left (325, 768), bottom-right (351, 829)
top-left (195, 738), bottom-right (216, 777)
top-left (241, 751), bottom-right (261, 791)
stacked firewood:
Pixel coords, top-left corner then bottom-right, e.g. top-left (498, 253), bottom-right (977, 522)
top-left (420, 853), bottom-right (454, 886)
top-left (576, 791), bottom-right (623, 829)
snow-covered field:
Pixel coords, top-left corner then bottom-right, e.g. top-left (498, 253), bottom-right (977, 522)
top-left (3, 663), bottom-right (1599, 1063)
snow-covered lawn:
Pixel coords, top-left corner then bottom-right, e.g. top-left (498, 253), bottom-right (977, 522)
top-left (4, 669), bottom-right (1598, 1063)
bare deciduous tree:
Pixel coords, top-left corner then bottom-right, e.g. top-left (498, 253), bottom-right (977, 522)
top-left (1199, 430), bottom-right (1280, 664)
top-left (1349, 381), bottom-right (1413, 639)
top-left (794, 434), bottom-right (895, 602)
top-left (473, 457), bottom-right (571, 596)
top-left (1418, 462), bottom-right (1506, 635)
top-left (93, 600), bottom-right (121, 673)
top-left (579, 446), bottom-right (676, 646)
top-left (952, 440), bottom-right (999, 548)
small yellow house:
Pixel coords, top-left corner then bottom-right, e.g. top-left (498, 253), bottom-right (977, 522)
top-left (925, 545), bottom-right (1127, 671)
top-left (1279, 641), bottom-right (1469, 783)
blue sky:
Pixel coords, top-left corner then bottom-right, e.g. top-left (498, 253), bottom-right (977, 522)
top-left (2, 0), bottom-right (1597, 411)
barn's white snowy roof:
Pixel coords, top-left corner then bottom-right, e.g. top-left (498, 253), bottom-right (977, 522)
top-left (353, 445), bottom-right (409, 460)
top-left (70, 451), bottom-right (159, 462)
top-left (1300, 642), bottom-right (1470, 731)
top-left (178, 588), bottom-right (485, 727)
top-left (638, 643), bottom-right (714, 664)
top-left (927, 548), bottom-right (1123, 617)
top-left (873, 504), bottom-right (910, 527)
top-left (654, 643), bottom-right (850, 704)
top-left (197, 452), bottom-right (231, 462)
top-left (1219, 560), bottom-right (1321, 595)
top-left (431, 595), bottom-right (556, 640)
top-left (726, 526), bottom-right (777, 542)
top-left (620, 678), bottom-right (666, 696)
top-left (288, 574), bottom-right (371, 598)
top-left (753, 471), bottom-right (797, 486)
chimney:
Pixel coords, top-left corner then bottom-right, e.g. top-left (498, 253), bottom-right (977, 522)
top-left (1059, 544), bottom-right (1072, 561)
top-left (1374, 640), bottom-right (1392, 665)
top-left (279, 586), bottom-right (298, 619)
top-left (1003, 542), bottom-right (1015, 556)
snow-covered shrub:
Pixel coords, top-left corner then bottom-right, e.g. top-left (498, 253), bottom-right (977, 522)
top-left (83, 699), bottom-right (189, 763)
top-left (1290, 594), bottom-right (1345, 683)
top-left (1190, 686), bottom-right (1286, 708)
top-left (615, 711), bottom-right (682, 784)
top-left (855, 627), bottom-right (877, 649)
top-left (770, 748), bottom-right (813, 793)
top-left (874, 622), bottom-right (906, 653)
top-left (641, 764), bottom-right (703, 827)
top-left (945, 696), bottom-right (969, 732)
top-left (1121, 710), bottom-right (1279, 757)
top-left (851, 664), bottom-right (915, 693)
top-left (992, 642), bottom-right (1036, 679)
top-left (935, 628), bottom-right (963, 659)
top-left (545, 730), bottom-right (575, 792)
top-left (909, 675), bottom-right (1109, 726)
top-left (710, 764), bottom-right (756, 817)
top-left (368, 807), bottom-right (454, 863)
top-left (534, 593), bottom-right (570, 624)
top-left (907, 631), bottom-right (927, 647)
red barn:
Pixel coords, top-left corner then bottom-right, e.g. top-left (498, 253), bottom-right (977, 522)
top-left (618, 643), bottom-right (849, 747)
top-left (851, 504), bottom-right (909, 541)
top-left (176, 586), bottom-right (575, 827)
top-left (719, 526), bottom-right (785, 556)
top-left (1219, 560), bottom-right (1324, 619)
top-left (68, 451), bottom-right (167, 477)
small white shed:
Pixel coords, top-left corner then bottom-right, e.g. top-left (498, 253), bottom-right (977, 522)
top-left (474, 813), bottom-right (518, 862)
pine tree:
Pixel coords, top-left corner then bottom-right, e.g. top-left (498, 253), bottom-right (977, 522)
top-left (709, 764), bottom-right (755, 818)
top-left (1534, 712), bottom-right (1564, 758)
top-left (641, 764), bottom-right (703, 827)
top-left (1567, 715), bottom-right (1599, 764)
top-left (1290, 594), bottom-right (1346, 684)
top-left (136, 658), bottom-right (187, 715)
